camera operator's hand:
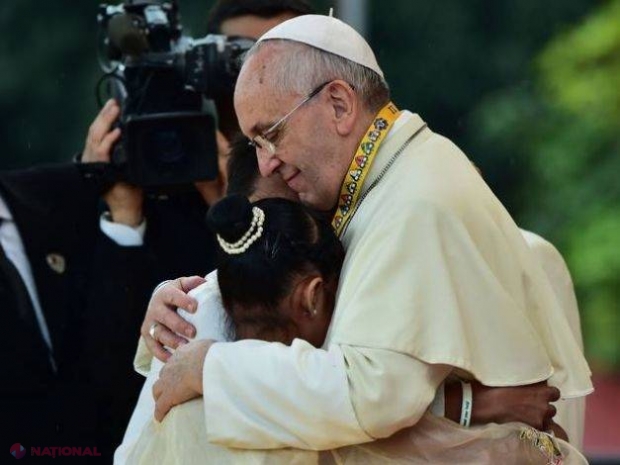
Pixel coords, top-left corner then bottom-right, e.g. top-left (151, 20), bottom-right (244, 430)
top-left (82, 98), bottom-right (144, 227)
top-left (141, 276), bottom-right (205, 362)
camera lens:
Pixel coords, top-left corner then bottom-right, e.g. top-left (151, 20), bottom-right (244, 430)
top-left (152, 130), bottom-right (185, 164)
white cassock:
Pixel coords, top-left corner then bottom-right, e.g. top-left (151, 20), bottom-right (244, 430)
top-left (198, 112), bottom-right (593, 446)
top-left (520, 229), bottom-right (586, 451)
top-left (118, 112), bottom-right (592, 464)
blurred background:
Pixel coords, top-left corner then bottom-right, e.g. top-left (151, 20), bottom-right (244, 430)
top-left (1, 0), bottom-right (618, 460)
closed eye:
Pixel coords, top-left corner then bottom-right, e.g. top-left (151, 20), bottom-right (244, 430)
top-left (264, 125), bottom-right (284, 144)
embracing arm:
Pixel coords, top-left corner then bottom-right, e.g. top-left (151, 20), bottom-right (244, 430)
top-left (150, 278), bottom-right (565, 450)
top-left (198, 342), bottom-right (562, 448)
top-left (154, 337), bottom-right (449, 450)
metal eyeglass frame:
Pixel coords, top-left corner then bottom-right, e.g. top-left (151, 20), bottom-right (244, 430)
top-left (248, 80), bottom-right (332, 155)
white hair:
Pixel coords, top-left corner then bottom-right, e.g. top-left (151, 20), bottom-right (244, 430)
top-left (242, 39), bottom-right (390, 112)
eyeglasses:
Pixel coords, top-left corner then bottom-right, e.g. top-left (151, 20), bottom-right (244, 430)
top-left (248, 80), bottom-right (332, 155)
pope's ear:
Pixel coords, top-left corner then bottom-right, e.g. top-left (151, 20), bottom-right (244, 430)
top-left (327, 80), bottom-right (357, 136)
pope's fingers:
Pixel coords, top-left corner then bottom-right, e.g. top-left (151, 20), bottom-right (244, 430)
top-left (152, 378), bottom-right (163, 402)
top-left (178, 275), bottom-right (207, 297)
top-left (153, 324), bottom-right (190, 350)
top-left (152, 378), bottom-right (174, 422)
top-left (154, 299), bottom-right (196, 338)
top-left (157, 282), bottom-right (199, 315)
top-left (143, 335), bottom-right (171, 363)
top-left (154, 393), bottom-right (174, 422)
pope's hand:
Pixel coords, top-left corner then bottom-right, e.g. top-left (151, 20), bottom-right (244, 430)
top-left (152, 339), bottom-right (214, 422)
top-left (141, 276), bottom-right (205, 362)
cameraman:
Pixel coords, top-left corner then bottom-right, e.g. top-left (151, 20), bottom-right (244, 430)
top-left (78, 0), bottom-right (314, 458)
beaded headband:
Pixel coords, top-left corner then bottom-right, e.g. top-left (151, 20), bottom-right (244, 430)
top-left (216, 207), bottom-right (266, 255)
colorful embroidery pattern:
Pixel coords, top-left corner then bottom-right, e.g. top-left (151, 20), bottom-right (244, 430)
top-left (332, 102), bottom-right (400, 236)
top-left (519, 427), bottom-right (564, 465)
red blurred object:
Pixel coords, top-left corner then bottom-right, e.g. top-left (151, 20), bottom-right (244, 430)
top-left (584, 373), bottom-right (620, 459)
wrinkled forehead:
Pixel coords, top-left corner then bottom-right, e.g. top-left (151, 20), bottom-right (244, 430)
top-left (234, 45), bottom-right (294, 135)
top-left (234, 51), bottom-right (272, 104)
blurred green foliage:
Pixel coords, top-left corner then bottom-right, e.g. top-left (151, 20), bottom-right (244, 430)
top-left (469, 0), bottom-right (620, 370)
top-left (0, 0), bottom-right (617, 368)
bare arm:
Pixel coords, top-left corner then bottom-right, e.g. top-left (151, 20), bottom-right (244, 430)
top-left (445, 380), bottom-right (564, 435)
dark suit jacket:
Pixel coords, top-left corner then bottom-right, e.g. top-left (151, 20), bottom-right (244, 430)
top-left (0, 164), bottom-right (101, 448)
top-left (1, 164), bottom-right (217, 460)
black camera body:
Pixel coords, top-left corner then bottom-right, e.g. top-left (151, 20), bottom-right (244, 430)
top-left (97, 1), bottom-right (253, 188)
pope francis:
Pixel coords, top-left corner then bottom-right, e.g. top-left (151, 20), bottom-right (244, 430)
top-left (134, 13), bottom-right (593, 464)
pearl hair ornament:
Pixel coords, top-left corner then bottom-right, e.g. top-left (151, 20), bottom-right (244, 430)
top-left (216, 206), bottom-right (266, 255)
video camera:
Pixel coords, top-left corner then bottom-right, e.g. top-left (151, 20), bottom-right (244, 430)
top-left (97, 0), bottom-right (253, 187)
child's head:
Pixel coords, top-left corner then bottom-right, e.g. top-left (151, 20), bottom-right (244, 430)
top-left (207, 194), bottom-right (344, 347)
top-left (226, 133), bottom-right (299, 202)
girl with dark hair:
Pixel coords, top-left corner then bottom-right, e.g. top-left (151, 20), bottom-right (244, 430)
top-left (209, 194), bottom-right (344, 347)
top-left (115, 194), bottom-right (345, 464)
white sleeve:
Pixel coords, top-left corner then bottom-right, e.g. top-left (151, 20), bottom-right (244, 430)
top-left (202, 339), bottom-right (450, 450)
top-left (99, 212), bottom-right (146, 246)
top-left (178, 270), bottom-right (229, 342)
top-left (115, 361), bottom-right (163, 464)
top-left (339, 345), bottom-right (450, 439)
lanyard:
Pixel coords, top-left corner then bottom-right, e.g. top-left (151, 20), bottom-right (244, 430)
top-left (331, 102), bottom-right (400, 237)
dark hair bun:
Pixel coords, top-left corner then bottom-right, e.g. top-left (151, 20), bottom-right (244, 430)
top-left (207, 194), bottom-right (254, 242)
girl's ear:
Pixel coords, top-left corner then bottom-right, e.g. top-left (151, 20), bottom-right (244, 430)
top-left (303, 276), bottom-right (324, 317)
top-left (289, 275), bottom-right (325, 324)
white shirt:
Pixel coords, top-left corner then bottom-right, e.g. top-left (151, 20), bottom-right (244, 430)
top-left (100, 213), bottom-right (146, 246)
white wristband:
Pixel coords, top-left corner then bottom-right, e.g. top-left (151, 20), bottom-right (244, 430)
top-left (460, 381), bottom-right (473, 427)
